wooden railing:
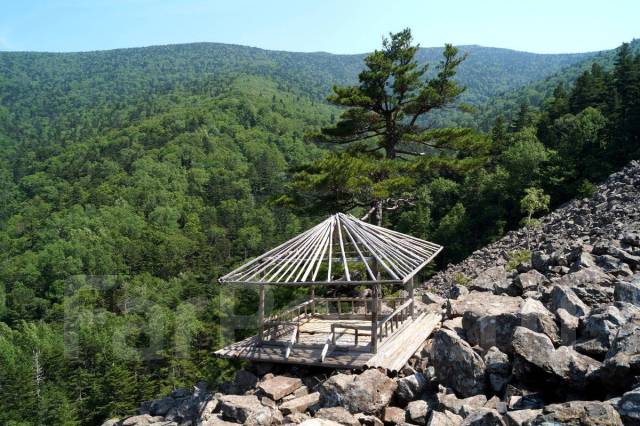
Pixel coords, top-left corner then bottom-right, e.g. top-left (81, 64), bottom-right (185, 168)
top-left (261, 295), bottom-right (414, 356)
top-left (377, 298), bottom-right (414, 341)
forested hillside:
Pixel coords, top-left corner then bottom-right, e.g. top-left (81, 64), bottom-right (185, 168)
top-left (462, 38), bottom-right (640, 129)
top-left (0, 36), bottom-right (638, 425)
top-left (0, 42), bottom-right (595, 144)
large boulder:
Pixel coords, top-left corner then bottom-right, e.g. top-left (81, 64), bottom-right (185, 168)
top-left (449, 292), bottom-right (521, 319)
top-left (437, 393), bottom-right (487, 417)
top-left (406, 400), bottom-right (432, 425)
top-left (556, 308), bottom-right (579, 345)
top-left (601, 316), bottom-right (640, 392)
top-left (314, 407), bottom-right (360, 426)
top-left (427, 410), bottom-right (463, 426)
top-left (431, 329), bottom-right (487, 397)
top-left (484, 347), bottom-right (511, 393)
top-left (511, 327), bottom-right (601, 391)
top-left (575, 305), bottom-right (627, 359)
top-left (557, 267), bottom-right (615, 307)
top-left (395, 373), bottom-right (428, 406)
top-left (383, 406), bottom-right (406, 424)
top-left (319, 369), bottom-right (397, 414)
top-left (534, 401), bottom-right (622, 425)
top-left (300, 419), bottom-right (343, 426)
top-left (514, 270), bottom-right (547, 294)
top-left (504, 409), bottom-right (541, 426)
top-left (615, 276), bottom-right (640, 306)
top-left (228, 370), bottom-right (259, 395)
top-left (617, 387), bottom-right (640, 425)
top-left (548, 285), bottom-right (590, 317)
top-left (218, 395), bottom-right (274, 426)
top-left (258, 375), bottom-right (302, 401)
top-left (460, 293), bottom-right (559, 352)
top-left (468, 266), bottom-right (508, 293)
top-left (460, 408), bottom-right (505, 426)
top-left (279, 392), bottom-right (320, 415)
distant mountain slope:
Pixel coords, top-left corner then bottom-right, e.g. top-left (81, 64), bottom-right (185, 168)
top-left (465, 38), bottom-right (640, 130)
top-left (0, 42), bottom-right (598, 145)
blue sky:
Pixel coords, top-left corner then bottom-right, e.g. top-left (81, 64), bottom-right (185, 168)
top-left (1, 0), bottom-right (638, 54)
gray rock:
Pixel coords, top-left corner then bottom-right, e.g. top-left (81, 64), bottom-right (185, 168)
top-left (383, 406), bottom-right (406, 424)
top-left (623, 231), bottom-right (640, 247)
top-left (427, 410), bottom-right (463, 426)
top-left (556, 308), bottom-right (579, 345)
top-left (449, 285), bottom-right (470, 300)
top-left (431, 329), bottom-right (487, 397)
top-left (557, 267), bottom-right (616, 307)
top-left (469, 266), bottom-right (508, 293)
top-left (218, 395), bottom-right (273, 426)
top-left (573, 252), bottom-right (597, 271)
top-left (353, 412), bottom-right (384, 426)
top-left (461, 294), bottom-right (559, 352)
top-left (314, 407), bottom-right (360, 426)
top-left (507, 393), bottom-right (544, 411)
top-left (598, 255), bottom-right (633, 276)
top-left (484, 347), bottom-right (511, 393)
top-left (460, 408), bottom-right (505, 426)
top-left (406, 400), bottom-right (431, 425)
top-left (229, 370), bottom-right (258, 395)
top-left (536, 401), bottom-right (622, 425)
top-left (531, 252), bottom-right (550, 272)
top-left (258, 375), bottom-right (302, 401)
top-left (300, 419), bottom-right (343, 426)
top-left (150, 397), bottom-right (175, 417)
top-left (442, 317), bottom-right (466, 339)
top-left (514, 270), bottom-right (547, 294)
top-left (601, 316), bottom-right (640, 392)
top-left (574, 337), bottom-right (610, 360)
top-left (395, 373), bottom-right (428, 406)
top-left (279, 392), bottom-right (320, 415)
top-left (610, 246), bottom-right (640, 268)
top-left (438, 393), bottom-right (487, 418)
top-left (504, 409), bottom-right (541, 426)
top-left (617, 387), bottom-right (640, 425)
top-left (548, 285), bottom-right (590, 317)
top-left (318, 374), bottom-right (353, 408)
top-left (121, 414), bottom-right (165, 425)
top-left (320, 369), bottom-right (396, 414)
top-left (284, 412), bottom-right (312, 424)
top-left (511, 327), bottom-right (601, 390)
top-left (615, 277), bottom-right (640, 306)
top-left (423, 292), bottom-right (447, 307)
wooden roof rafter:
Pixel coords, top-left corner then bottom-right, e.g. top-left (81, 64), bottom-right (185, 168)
top-left (219, 213), bottom-right (443, 286)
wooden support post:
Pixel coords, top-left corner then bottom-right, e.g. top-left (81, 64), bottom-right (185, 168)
top-left (257, 284), bottom-right (265, 345)
top-left (409, 277), bottom-right (415, 319)
top-left (311, 286), bottom-right (316, 315)
top-left (371, 284), bottom-right (379, 354)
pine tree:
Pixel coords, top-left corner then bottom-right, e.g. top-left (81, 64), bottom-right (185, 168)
top-left (315, 28), bottom-right (468, 159)
top-left (511, 101), bottom-right (531, 131)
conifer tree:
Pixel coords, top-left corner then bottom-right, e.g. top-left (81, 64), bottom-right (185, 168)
top-left (315, 28), bottom-right (468, 159)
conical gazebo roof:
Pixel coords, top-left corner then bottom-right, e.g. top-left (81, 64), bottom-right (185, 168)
top-left (219, 213), bottom-right (442, 286)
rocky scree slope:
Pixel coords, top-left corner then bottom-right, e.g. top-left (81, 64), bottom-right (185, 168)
top-left (105, 161), bottom-right (640, 425)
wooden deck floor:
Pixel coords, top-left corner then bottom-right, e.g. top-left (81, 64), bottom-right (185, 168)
top-left (215, 311), bottom-right (441, 371)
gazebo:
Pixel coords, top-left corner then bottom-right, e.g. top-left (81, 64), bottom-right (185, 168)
top-left (214, 213), bottom-right (443, 371)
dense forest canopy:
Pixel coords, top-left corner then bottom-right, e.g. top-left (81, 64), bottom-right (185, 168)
top-left (0, 34), bottom-right (638, 425)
